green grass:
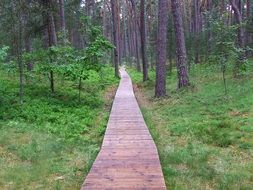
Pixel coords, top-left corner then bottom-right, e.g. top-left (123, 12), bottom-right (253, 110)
top-left (128, 62), bottom-right (253, 190)
top-left (0, 66), bottom-right (118, 189)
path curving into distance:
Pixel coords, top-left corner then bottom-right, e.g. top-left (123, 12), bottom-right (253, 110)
top-left (81, 69), bottom-right (166, 190)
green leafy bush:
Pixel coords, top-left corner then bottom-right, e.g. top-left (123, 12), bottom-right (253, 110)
top-left (0, 46), bottom-right (9, 62)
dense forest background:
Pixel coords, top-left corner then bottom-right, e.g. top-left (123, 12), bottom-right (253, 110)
top-left (0, 0), bottom-right (252, 189)
top-left (0, 0), bottom-right (252, 98)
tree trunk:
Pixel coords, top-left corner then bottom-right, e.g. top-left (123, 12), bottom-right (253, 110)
top-left (155, 0), bottom-right (168, 97)
top-left (86, 0), bottom-right (95, 17)
top-left (59, 0), bottom-right (67, 43)
top-left (117, 1), bottom-right (121, 64)
top-left (126, 0), bottom-right (134, 59)
top-left (42, 0), bottom-right (57, 93)
top-left (111, 0), bottom-right (120, 78)
top-left (23, 3), bottom-right (33, 71)
top-left (130, 0), bottom-right (141, 71)
top-left (24, 34), bottom-right (33, 71)
top-left (17, 1), bottom-right (24, 104)
top-left (206, 0), bottom-right (212, 55)
top-left (246, 0), bottom-right (252, 54)
top-left (59, 0), bottom-right (66, 31)
top-left (238, 0), bottom-right (242, 15)
top-left (230, 0), bottom-right (246, 73)
top-left (221, 0), bottom-right (225, 12)
top-left (247, 0), bottom-right (251, 18)
top-left (193, 0), bottom-right (200, 64)
top-left (102, 0), bottom-right (107, 38)
top-left (47, 1), bottom-right (57, 47)
top-left (123, 10), bottom-right (129, 59)
top-left (140, 0), bottom-right (148, 81)
top-left (122, 2), bottom-right (129, 60)
top-left (168, 15), bottom-right (174, 74)
top-left (171, 0), bottom-right (190, 88)
top-left (230, 0), bottom-right (245, 48)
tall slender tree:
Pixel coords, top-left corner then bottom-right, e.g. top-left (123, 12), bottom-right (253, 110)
top-left (59, 0), bottom-right (67, 43)
top-left (140, 0), bottom-right (148, 81)
top-left (206, 0), bottom-right (213, 54)
top-left (129, 0), bottom-right (141, 71)
top-left (17, 0), bottom-right (24, 104)
top-left (86, 0), bottom-right (95, 17)
top-left (229, 0), bottom-right (245, 74)
top-left (229, 0), bottom-right (245, 48)
top-left (221, 0), bottom-right (226, 13)
top-left (193, 0), bottom-right (201, 64)
top-left (247, 0), bottom-right (251, 18)
top-left (246, 0), bottom-right (252, 49)
top-left (111, 0), bottom-right (120, 78)
top-left (23, 1), bottom-right (33, 71)
top-left (41, 0), bottom-right (58, 93)
top-left (171, 0), bottom-right (190, 88)
top-left (155, 0), bottom-right (168, 97)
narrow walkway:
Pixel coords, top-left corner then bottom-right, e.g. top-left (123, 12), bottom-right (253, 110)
top-left (81, 69), bottom-right (166, 190)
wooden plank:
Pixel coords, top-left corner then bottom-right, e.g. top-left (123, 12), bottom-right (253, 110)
top-left (81, 69), bottom-right (166, 190)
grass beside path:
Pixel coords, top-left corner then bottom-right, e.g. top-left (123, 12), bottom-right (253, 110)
top-left (0, 67), bottom-right (118, 189)
top-left (128, 62), bottom-right (253, 190)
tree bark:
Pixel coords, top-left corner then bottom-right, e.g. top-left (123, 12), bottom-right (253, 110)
top-left (59, 0), bottom-right (66, 31)
top-left (41, 0), bottom-right (57, 93)
top-left (47, 0), bottom-right (57, 47)
top-left (230, 0), bottom-right (246, 74)
top-left (122, 1), bottom-right (129, 60)
top-left (111, 0), bottom-right (120, 78)
top-left (140, 0), bottom-right (148, 81)
top-left (155, 0), bottom-right (168, 97)
top-left (23, 2), bottom-right (33, 71)
top-left (102, 0), bottom-right (107, 37)
top-left (59, 0), bottom-right (67, 43)
top-left (193, 0), bottom-right (200, 63)
top-left (129, 0), bottom-right (141, 71)
top-left (206, 0), bottom-right (212, 54)
top-left (126, 0), bottom-right (134, 58)
top-left (86, 0), bottom-right (95, 17)
top-left (247, 0), bottom-right (251, 18)
top-left (171, 0), bottom-right (190, 88)
top-left (17, 0), bottom-right (24, 104)
top-left (117, 1), bottom-right (121, 64)
top-left (221, 0), bottom-right (225, 12)
top-left (246, 0), bottom-right (252, 52)
top-left (230, 0), bottom-right (245, 48)
top-left (24, 33), bottom-right (33, 71)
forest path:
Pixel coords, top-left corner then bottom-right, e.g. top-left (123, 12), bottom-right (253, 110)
top-left (81, 68), bottom-right (166, 190)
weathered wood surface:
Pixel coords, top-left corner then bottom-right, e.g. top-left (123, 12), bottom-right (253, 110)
top-left (81, 69), bottom-right (166, 190)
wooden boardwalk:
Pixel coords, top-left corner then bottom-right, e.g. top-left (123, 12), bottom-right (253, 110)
top-left (81, 69), bottom-right (166, 190)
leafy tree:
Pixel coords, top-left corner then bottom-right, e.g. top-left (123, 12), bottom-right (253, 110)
top-left (208, 16), bottom-right (240, 94)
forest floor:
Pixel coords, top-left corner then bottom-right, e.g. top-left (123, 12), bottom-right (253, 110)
top-left (0, 68), bottom-right (118, 189)
top-left (0, 62), bottom-right (252, 190)
top-left (129, 61), bottom-right (253, 190)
